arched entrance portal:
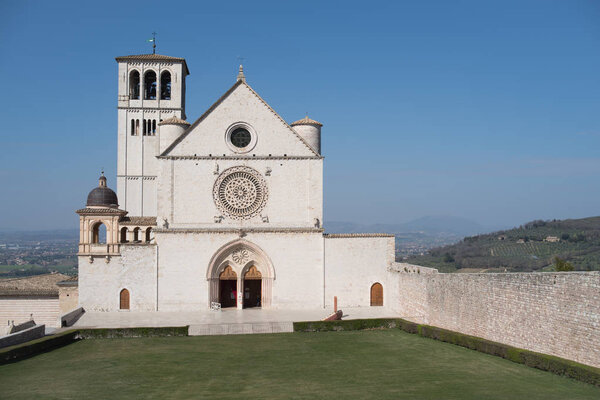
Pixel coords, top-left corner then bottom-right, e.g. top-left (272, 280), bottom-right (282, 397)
top-left (207, 239), bottom-right (275, 309)
top-left (219, 266), bottom-right (238, 308)
top-left (243, 266), bottom-right (262, 308)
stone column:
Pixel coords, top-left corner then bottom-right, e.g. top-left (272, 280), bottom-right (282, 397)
top-left (237, 277), bottom-right (243, 310)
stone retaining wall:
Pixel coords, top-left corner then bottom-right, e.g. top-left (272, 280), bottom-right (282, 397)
top-left (0, 324), bottom-right (45, 349)
top-left (393, 271), bottom-right (600, 368)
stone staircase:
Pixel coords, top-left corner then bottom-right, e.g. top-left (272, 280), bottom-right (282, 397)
top-left (188, 321), bottom-right (294, 336)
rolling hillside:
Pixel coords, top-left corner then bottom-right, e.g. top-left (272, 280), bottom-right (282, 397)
top-left (405, 217), bottom-right (600, 273)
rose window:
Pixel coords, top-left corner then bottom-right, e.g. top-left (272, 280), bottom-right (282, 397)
top-left (213, 166), bottom-right (268, 219)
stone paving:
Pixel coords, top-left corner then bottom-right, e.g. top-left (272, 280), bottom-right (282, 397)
top-left (73, 307), bottom-right (402, 335)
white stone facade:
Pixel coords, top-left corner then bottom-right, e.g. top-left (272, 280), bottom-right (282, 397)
top-left (77, 54), bottom-right (395, 313)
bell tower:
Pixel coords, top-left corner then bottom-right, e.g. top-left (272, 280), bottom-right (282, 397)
top-left (115, 54), bottom-right (190, 216)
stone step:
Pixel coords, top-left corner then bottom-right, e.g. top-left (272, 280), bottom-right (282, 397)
top-left (188, 322), bottom-right (294, 336)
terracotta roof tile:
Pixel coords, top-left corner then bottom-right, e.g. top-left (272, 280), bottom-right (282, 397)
top-left (0, 273), bottom-right (71, 297)
top-left (158, 116), bottom-right (190, 126)
top-left (119, 216), bottom-right (157, 226)
top-left (291, 116), bottom-right (323, 127)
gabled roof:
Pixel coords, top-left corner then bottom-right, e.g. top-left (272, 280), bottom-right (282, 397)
top-left (160, 80), bottom-right (321, 157)
top-left (115, 54), bottom-right (190, 75)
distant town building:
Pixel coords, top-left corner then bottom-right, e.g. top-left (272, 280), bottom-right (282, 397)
top-left (544, 236), bottom-right (560, 243)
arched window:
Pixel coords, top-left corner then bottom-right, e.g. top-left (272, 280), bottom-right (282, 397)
top-left (129, 71), bottom-right (140, 100)
top-left (144, 71), bottom-right (157, 100)
top-left (143, 119), bottom-right (147, 135)
top-left (120, 289), bottom-right (130, 310)
top-left (152, 120), bottom-right (156, 135)
top-left (135, 119), bottom-right (140, 135)
top-left (130, 119), bottom-right (135, 136)
top-left (370, 283), bottom-right (383, 306)
top-left (92, 222), bottom-right (107, 244)
top-left (147, 119), bottom-right (152, 135)
top-left (145, 227), bottom-right (153, 242)
top-left (133, 227), bottom-right (140, 242)
top-left (160, 71), bottom-right (171, 100)
top-left (120, 227), bottom-right (128, 243)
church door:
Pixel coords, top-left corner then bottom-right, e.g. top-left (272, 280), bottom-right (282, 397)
top-left (120, 289), bottom-right (130, 310)
top-left (370, 283), bottom-right (383, 306)
top-left (243, 266), bottom-right (262, 308)
top-left (219, 266), bottom-right (237, 308)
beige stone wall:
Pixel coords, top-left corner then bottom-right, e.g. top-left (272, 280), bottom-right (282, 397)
top-left (393, 271), bottom-right (600, 368)
top-left (324, 236), bottom-right (395, 308)
top-left (58, 286), bottom-right (79, 314)
top-left (0, 297), bottom-right (60, 328)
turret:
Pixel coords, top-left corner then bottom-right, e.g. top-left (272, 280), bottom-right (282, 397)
top-left (291, 116), bottom-right (323, 154)
top-left (158, 115), bottom-right (191, 154)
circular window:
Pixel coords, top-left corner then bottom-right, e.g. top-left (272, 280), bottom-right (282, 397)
top-left (213, 166), bottom-right (268, 219)
top-left (230, 128), bottom-right (252, 148)
top-left (225, 123), bottom-right (257, 153)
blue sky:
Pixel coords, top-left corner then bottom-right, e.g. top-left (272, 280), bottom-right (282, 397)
top-left (0, 0), bottom-right (599, 231)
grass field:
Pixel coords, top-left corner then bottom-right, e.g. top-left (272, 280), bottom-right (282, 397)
top-left (1, 330), bottom-right (599, 399)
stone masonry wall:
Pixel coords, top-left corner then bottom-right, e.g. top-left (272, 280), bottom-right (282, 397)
top-left (393, 271), bottom-right (600, 368)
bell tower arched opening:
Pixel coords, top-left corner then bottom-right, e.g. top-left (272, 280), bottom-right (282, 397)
top-left (91, 222), bottom-right (107, 244)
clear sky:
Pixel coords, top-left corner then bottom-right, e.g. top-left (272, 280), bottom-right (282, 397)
top-left (0, 0), bottom-right (599, 231)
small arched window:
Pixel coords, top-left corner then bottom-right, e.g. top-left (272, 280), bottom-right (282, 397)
top-left (145, 227), bottom-right (153, 242)
top-left (133, 227), bottom-right (140, 242)
top-left (120, 227), bottom-right (128, 243)
top-left (92, 222), bottom-right (107, 244)
top-left (144, 71), bottom-right (157, 100)
top-left (135, 119), bottom-right (140, 135)
top-left (130, 119), bottom-right (135, 136)
top-left (152, 120), bottom-right (156, 135)
top-left (143, 119), bottom-right (147, 135)
top-left (160, 71), bottom-right (171, 100)
top-left (129, 71), bottom-right (140, 100)
top-left (120, 289), bottom-right (130, 310)
top-left (147, 119), bottom-right (152, 135)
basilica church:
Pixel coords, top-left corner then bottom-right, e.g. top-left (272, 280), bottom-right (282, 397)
top-left (76, 53), bottom-right (394, 312)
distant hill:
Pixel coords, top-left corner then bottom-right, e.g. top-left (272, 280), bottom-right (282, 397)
top-left (406, 216), bottom-right (600, 272)
top-left (325, 215), bottom-right (486, 236)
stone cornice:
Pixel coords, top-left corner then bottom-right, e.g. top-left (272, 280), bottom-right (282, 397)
top-left (76, 207), bottom-right (127, 216)
top-left (323, 233), bottom-right (395, 238)
top-left (157, 155), bottom-right (323, 160)
top-left (118, 107), bottom-right (184, 111)
top-left (155, 227), bottom-right (324, 234)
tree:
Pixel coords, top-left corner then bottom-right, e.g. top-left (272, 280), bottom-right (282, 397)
top-left (553, 256), bottom-right (574, 272)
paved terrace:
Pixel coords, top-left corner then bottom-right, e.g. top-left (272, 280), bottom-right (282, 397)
top-left (72, 307), bottom-right (402, 335)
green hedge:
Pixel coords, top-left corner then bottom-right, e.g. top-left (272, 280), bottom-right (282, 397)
top-left (77, 326), bottom-right (189, 339)
top-left (294, 318), bottom-right (600, 387)
top-left (0, 330), bottom-right (79, 365)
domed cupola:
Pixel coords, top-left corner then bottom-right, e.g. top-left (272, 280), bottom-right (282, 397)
top-left (86, 173), bottom-right (119, 208)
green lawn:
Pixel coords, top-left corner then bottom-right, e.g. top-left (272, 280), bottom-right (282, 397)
top-left (1, 330), bottom-right (599, 399)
